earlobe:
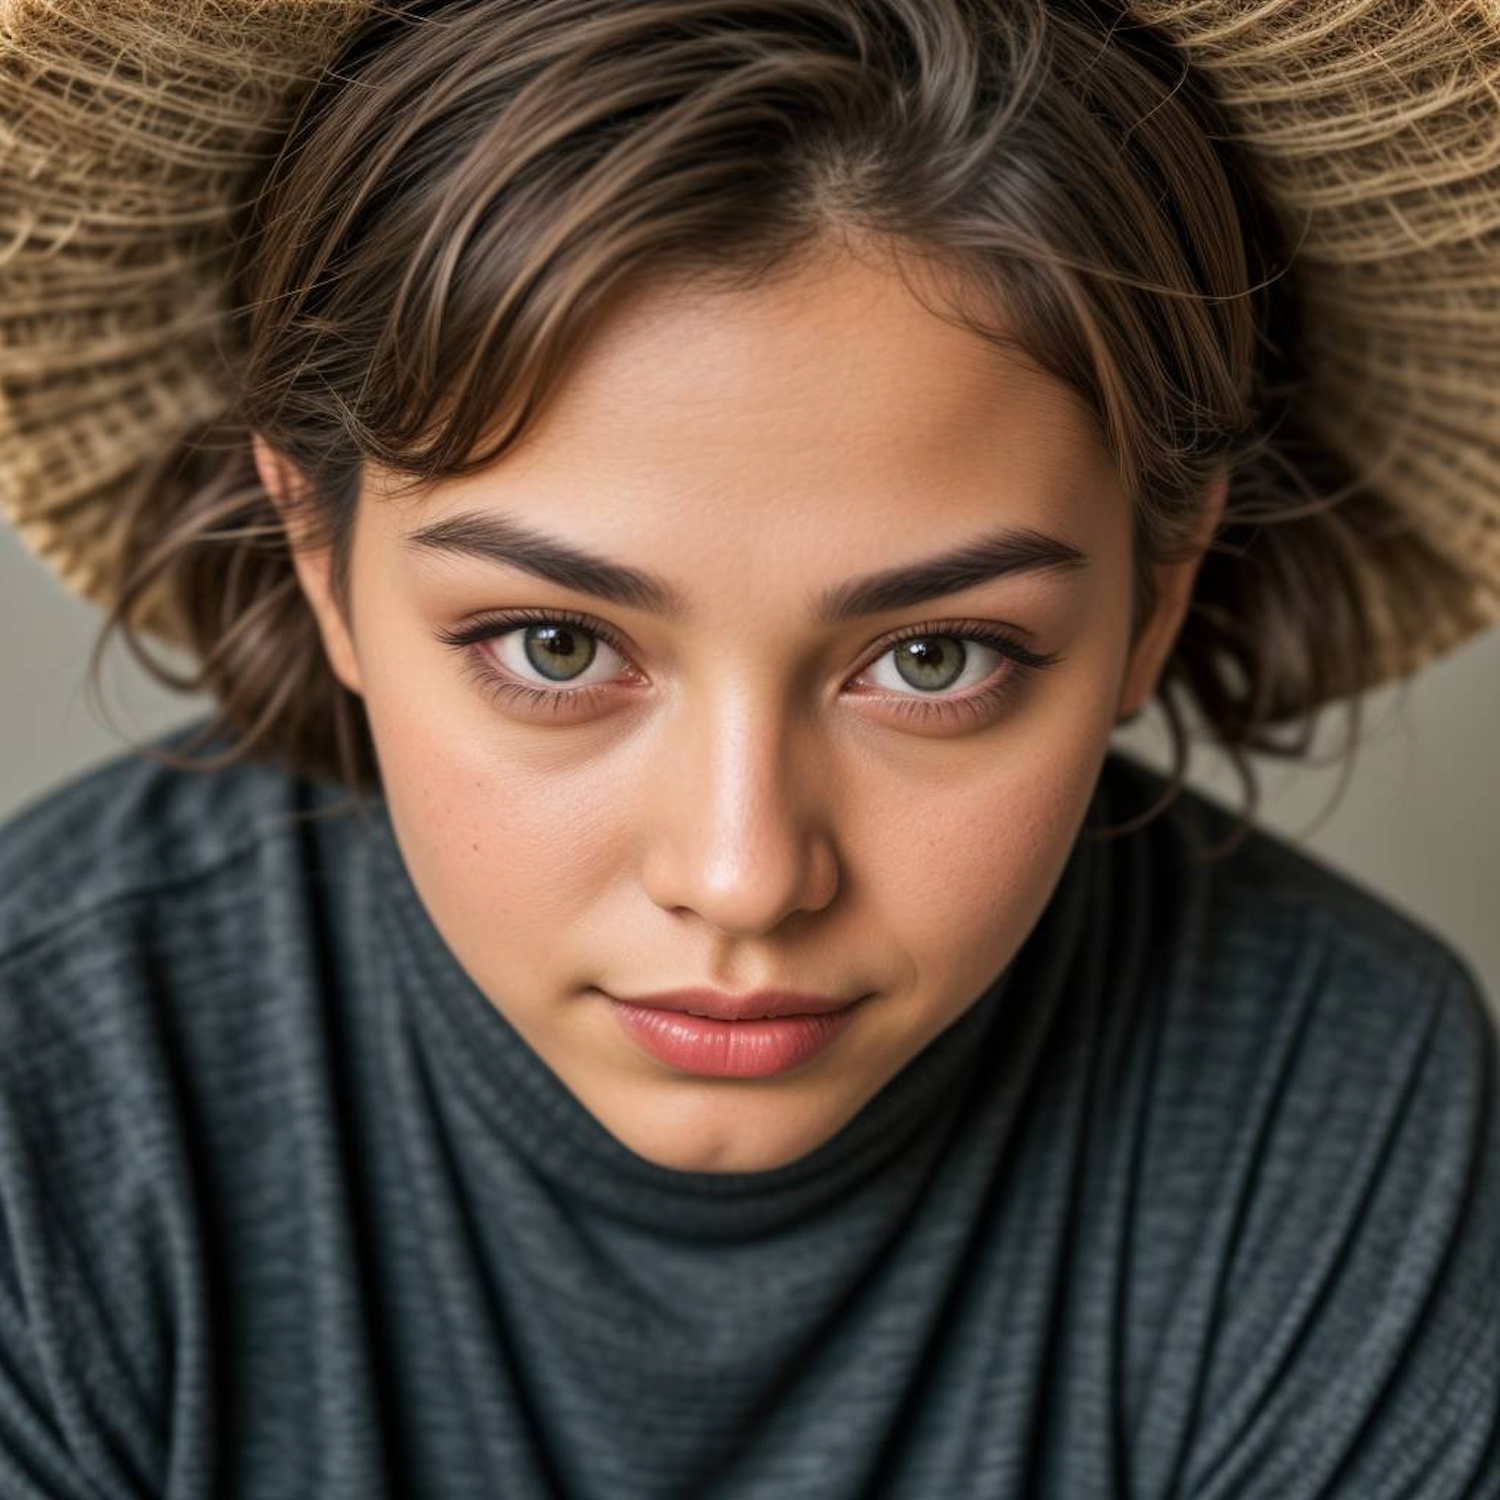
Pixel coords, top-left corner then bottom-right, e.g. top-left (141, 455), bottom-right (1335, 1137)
top-left (251, 433), bottom-right (299, 529)
top-left (1114, 601), bottom-right (1177, 726)
top-left (1114, 468), bottom-right (1229, 725)
top-left (288, 547), bottom-right (366, 700)
top-left (250, 432), bottom-right (366, 700)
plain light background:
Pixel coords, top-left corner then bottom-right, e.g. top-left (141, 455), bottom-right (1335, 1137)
top-left (3, 513), bottom-right (1496, 1014)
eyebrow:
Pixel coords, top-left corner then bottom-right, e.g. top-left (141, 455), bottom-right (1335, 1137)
top-left (401, 508), bottom-right (1090, 624)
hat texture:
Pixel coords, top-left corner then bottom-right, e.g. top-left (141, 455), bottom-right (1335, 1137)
top-left (2, 0), bottom-right (1499, 692)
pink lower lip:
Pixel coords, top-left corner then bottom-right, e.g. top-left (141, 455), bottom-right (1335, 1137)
top-left (605, 995), bottom-right (865, 1077)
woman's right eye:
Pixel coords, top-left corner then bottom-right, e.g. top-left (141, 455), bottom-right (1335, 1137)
top-left (487, 618), bottom-right (629, 690)
top-left (433, 608), bottom-right (636, 715)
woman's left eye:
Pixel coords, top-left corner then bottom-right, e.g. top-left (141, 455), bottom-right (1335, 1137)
top-left (434, 608), bottom-right (1063, 723)
top-left (853, 621), bottom-right (1064, 723)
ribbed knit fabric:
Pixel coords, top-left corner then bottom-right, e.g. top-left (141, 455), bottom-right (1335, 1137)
top-left (0, 719), bottom-right (1495, 1498)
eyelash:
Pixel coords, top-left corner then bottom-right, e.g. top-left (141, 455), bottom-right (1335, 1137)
top-left (434, 606), bottom-right (1063, 726)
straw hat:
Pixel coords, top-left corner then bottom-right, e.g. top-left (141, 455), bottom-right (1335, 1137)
top-left (2, 0), bottom-right (1499, 699)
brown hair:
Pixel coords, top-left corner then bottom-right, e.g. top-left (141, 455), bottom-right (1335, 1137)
top-left (90, 0), bottom-right (1470, 858)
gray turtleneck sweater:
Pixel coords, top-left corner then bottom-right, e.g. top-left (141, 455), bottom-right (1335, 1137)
top-left (0, 719), bottom-right (1495, 1498)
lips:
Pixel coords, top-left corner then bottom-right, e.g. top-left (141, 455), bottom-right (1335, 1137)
top-left (603, 987), bottom-right (864, 1021)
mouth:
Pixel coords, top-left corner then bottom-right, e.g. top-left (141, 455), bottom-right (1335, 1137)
top-left (602, 989), bottom-right (869, 1077)
top-left (599, 986), bottom-right (868, 1022)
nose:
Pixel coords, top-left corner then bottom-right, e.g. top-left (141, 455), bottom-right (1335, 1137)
top-left (638, 693), bottom-right (840, 937)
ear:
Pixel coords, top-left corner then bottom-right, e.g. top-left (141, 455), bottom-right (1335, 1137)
top-left (251, 432), bottom-right (365, 698)
top-left (1115, 467), bottom-right (1229, 724)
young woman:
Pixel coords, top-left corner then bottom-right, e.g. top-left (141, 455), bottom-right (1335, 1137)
top-left (0, 1), bottom-right (1496, 1495)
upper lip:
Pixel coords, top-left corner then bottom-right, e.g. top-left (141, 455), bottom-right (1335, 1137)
top-left (607, 987), bottom-right (864, 1020)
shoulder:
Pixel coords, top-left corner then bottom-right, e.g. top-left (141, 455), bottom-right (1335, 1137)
top-left (1099, 753), bottom-right (1499, 1492)
top-left (0, 717), bottom-right (306, 964)
top-left (0, 719), bottom-right (361, 1131)
top-left (0, 716), bottom-right (364, 1275)
top-left (1099, 746), bottom-right (1491, 1042)
top-left (1101, 748), bottom-right (1493, 1206)
top-left (1094, 749), bottom-right (1493, 1236)
top-left (0, 721), bottom-right (337, 1493)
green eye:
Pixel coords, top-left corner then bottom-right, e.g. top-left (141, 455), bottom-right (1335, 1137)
top-left (889, 635), bottom-right (968, 692)
top-left (521, 622), bottom-right (598, 682)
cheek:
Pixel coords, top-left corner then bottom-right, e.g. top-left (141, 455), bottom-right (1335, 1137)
top-left (864, 666), bottom-right (1122, 984)
top-left (394, 758), bottom-right (583, 906)
top-left (369, 694), bottom-right (627, 961)
top-left (868, 729), bottom-right (1105, 980)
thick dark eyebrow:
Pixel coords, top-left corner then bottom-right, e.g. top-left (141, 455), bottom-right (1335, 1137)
top-left (402, 509), bottom-right (1089, 624)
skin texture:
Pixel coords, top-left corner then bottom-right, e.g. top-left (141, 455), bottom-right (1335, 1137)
top-left (253, 241), bottom-right (1226, 1175)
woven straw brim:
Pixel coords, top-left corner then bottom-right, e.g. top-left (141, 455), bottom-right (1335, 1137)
top-left (1131, 0), bottom-right (1500, 686)
top-left (2, 0), bottom-right (1499, 694)
top-left (0, 0), bottom-right (368, 641)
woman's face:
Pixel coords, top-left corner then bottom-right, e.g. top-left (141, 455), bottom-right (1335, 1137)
top-left (256, 243), bottom-right (1219, 1174)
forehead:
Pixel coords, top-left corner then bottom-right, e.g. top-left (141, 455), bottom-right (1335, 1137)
top-left (367, 246), bottom-right (1118, 558)
top-left (536, 248), bottom-right (1099, 461)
